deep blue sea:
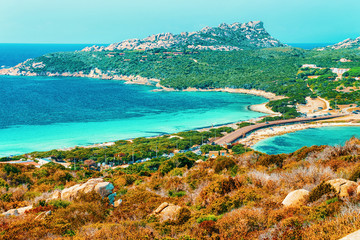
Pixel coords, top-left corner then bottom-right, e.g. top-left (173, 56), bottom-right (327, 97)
top-left (0, 44), bottom-right (266, 156)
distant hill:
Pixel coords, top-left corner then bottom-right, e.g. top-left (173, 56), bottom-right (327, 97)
top-left (322, 37), bottom-right (360, 50)
top-left (83, 21), bottom-right (286, 52)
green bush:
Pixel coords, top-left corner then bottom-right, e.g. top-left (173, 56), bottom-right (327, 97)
top-left (232, 144), bottom-right (247, 154)
top-left (213, 157), bottom-right (236, 173)
top-left (258, 154), bottom-right (285, 167)
top-left (0, 178), bottom-right (8, 189)
top-left (169, 168), bottom-right (185, 176)
top-left (196, 215), bottom-right (218, 223)
top-left (308, 182), bottom-right (336, 202)
top-left (169, 190), bottom-right (186, 198)
top-left (349, 166), bottom-right (360, 181)
top-left (48, 200), bottom-right (71, 209)
top-left (3, 164), bottom-right (20, 174)
top-left (176, 207), bottom-right (191, 224)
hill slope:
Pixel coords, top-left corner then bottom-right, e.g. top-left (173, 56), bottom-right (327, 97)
top-left (83, 21), bottom-right (286, 52)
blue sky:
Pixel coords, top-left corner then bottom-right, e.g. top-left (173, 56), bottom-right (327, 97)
top-left (1, 0), bottom-right (359, 44)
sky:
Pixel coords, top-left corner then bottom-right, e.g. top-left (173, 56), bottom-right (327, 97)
top-left (0, 0), bottom-right (359, 44)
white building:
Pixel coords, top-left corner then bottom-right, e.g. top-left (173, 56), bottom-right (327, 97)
top-left (36, 157), bottom-right (52, 166)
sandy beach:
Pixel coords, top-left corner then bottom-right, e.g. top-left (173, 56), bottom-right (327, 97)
top-left (249, 102), bottom-right (279, 115)
top-left (154, 85), bottom-right (284, 115)
top-left (153, 85), bottom-right (285, 101)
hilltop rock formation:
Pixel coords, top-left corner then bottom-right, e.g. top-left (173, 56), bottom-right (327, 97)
top-left (83, 21), bottom-right (285, 52)
top-left (322, 37), bottom-right (360, 50)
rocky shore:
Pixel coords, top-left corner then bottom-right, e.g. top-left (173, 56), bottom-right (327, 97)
top-left (0, 66), bottom-right (160, 86)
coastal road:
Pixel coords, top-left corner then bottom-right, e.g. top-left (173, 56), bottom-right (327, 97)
top-left (214, 115), bottom-right (344, 145)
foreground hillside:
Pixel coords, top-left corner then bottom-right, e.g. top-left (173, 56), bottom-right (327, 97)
top-left (2, 136), bottom-right (360, 239)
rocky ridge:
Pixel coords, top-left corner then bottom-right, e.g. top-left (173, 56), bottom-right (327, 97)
top-left (322, 37), bottom-right (360, 50)
top-left (0, 63), bottom-right (160, 86)
top-left (82, 21), bottom-right (285, 52)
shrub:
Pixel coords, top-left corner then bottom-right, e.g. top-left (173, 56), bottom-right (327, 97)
top-left (176, 207), bottom-right (191, 224)
top-left (216, 207), bottom-right (265, 239)
top-left (0, 178), bottom-right (8, 189)
top-left (289, 145), bottom-right (326, 161)
top-left (123, 175), bottom-right (136, 186)
top-left (339, 155), bottom-right (360, 163)
top-left (200, 144), bottom-right (224, 154)
top-left (3, 164), bottom-right (20, 175)
top-left (258, 154), bottom-right (285, 167)
top-left (48, 200), bottom-right (71, 209)
top-left (173, 155), bottom-right (195, 169)
top-left (231, 144), bottom-right (247, 155)
top-left (134, 179), bottom-right (143, 185)
top-left (349, 165), bottom-right (360, 181)
top-left (159, 160), bottom-right (175, 175)
top-left (213, 157), bottom-right (236, 173)
top-left (199, 220), bottom-right (218, 235)
top-left (197, 214), bottom-right (218, 223)
top-left (308, 201), bottom-right (341, 220)
top-left (308, 182), bottom-right (336, 202)
top-left (169, 167), bottom-right (185, 176)
top-left (169, 190), bottom-right (186, 198)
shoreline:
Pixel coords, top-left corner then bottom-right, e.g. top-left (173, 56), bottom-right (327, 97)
top-left (0, 70), bottom-right (281, 155)
top-left (1, 68), bottom-right (350, 156)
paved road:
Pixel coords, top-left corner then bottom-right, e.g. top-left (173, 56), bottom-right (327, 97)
top-left (214, 115), bottom-right (344, 145)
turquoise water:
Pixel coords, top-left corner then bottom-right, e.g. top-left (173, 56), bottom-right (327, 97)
top-left (0, 75), bottom-right (266, 156)
top-left (253, 126), bottom-right (360, 155)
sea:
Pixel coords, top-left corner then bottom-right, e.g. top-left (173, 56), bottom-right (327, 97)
top-left (253, 126), bottom-right (360, 155)
top-left (0, 44), bottom-right (267, 157)
top-left (1, 43), bottom-right (353, 157)
top-left (286, 43), bottom-right (333, 49)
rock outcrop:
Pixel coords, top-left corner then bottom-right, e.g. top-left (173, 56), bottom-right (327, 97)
top-left (1, 178), bottom-right (117, 217)
top-left (34, 210), bottom-right (51, 220)
top-left (82, 21), bottom-right (285, 52)
top-left (114, 199), bottom-right (122, 208)
top-left (153, 202), bottom-right (183, 222)
top-left (1, 205), bottom-right (33, 216)
top-left (326, 178), bottom-right (358, 198)
top-left (282, 189), bottom-right (309, 207)
top-left (52, 178), bottom-right (116, 204)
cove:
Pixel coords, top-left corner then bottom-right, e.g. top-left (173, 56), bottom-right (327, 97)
top-left (0, 75), bottom-right (266, 156)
